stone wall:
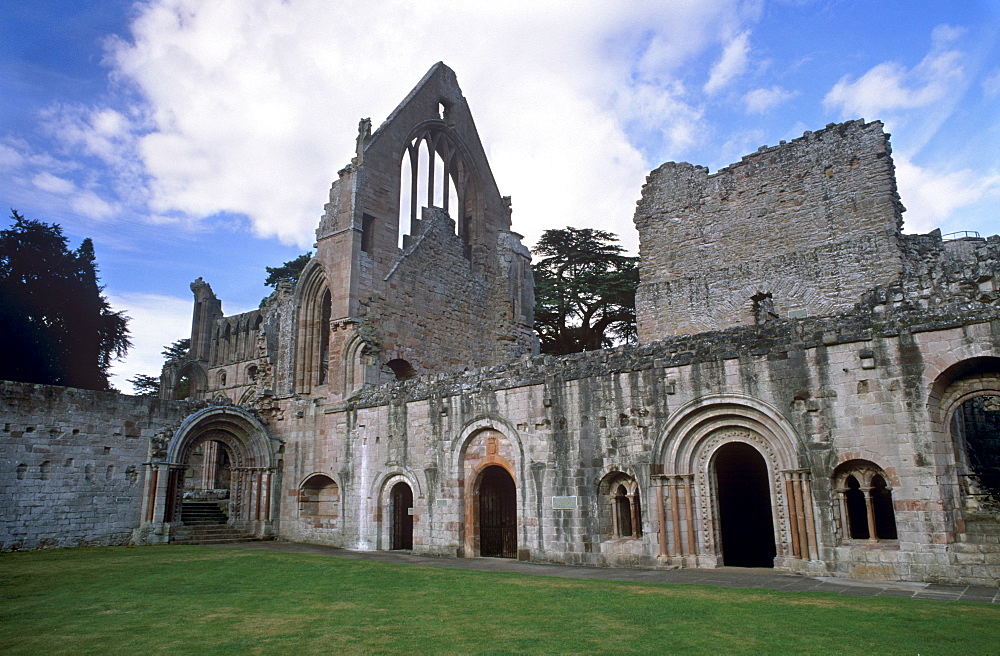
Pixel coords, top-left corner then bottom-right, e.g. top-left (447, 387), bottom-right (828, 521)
top-left (635, 120), bottom-right (905, 339)
top-left (0, 382), bottom-right (196, 550)
top-left (270, 299), bottom-right (1000, 583)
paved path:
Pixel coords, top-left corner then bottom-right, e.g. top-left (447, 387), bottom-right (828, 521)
top-left (208, 540), bottom-right (999, 604)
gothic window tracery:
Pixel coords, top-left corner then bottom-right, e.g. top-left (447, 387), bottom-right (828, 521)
top-left (397, 126), bottom-right (475, 253)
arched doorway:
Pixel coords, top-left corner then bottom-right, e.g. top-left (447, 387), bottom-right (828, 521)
top-left (478, 466), bottom-right (516, 558)
top-left (142, 406), bottom-right (275, 544)
top-left (390, 482), bottom-right (414, 550)
top-left (713, 442), bottom-right (776, 567)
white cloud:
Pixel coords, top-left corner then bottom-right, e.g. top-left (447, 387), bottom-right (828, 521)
top-left (704, 31), bottom-right (751, 95)
top-left (894, 154), bottom-right (1000, 233)
top-left (823, 25), bottom-right (965, 120)
top-left (743, 85), bottom-right (795, 113)
top-left (32, 172), bottom-right (75, 195)
top-left (47, 0), bottom-right (752, 252)
top-left (107, 292), bottom-right (193, 393)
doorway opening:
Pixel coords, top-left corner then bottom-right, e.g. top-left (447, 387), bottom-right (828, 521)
top-left (390, 482), bottom-right (414, 550)
top-left (713, 442), bottom-right (776, 567)
top-left (478, 466), bottom-right (516, 558)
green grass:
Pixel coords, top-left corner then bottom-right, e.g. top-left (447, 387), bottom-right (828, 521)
top-left (0, 547), bottom-right (997, 655)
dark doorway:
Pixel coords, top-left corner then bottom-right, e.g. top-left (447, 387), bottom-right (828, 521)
top-left (478, 466), bottom-right (516, 558)
top-left (714, 442), bottom-right (776, 567)
top-left (390, 482), bottom-right (413, 550)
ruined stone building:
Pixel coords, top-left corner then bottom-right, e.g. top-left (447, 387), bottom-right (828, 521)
top-left (3, 63), bottom-right (999, 585)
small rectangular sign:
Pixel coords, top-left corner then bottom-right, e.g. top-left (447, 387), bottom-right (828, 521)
top-left (435, 499), bottom-right (448, 507)
top-left (407, 508), bottom-right (414, 515)
top-left (551, 496), bottom-right (578, 510)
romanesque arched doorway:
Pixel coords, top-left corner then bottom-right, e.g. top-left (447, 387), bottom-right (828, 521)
top-left (713, 442), bottom-right (776, 567)
top-left (390, 481), bottom-right (414, 550)
top-left (478, 465), bottom-right (516, 558)
top-left (140, 406), bottom-right (275, 544)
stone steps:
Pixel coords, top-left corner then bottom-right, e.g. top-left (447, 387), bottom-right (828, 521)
top-left (180, 500), bottom-right (228, 525)
top-left (171, 524), bottom-right (258, 545)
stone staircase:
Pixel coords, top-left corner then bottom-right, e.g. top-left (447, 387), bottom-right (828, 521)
top-left (171, 500), bottom-right (258, 545)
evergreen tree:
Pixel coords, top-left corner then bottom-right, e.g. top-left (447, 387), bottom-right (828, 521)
top-left (0, 210), bottom-right (130, 389)
top-left (264, 252), bottom-right (312, 288)
top-left (532, 227), bottom-right (638, 355)
top-left (127, 373), bottom-right (161, 397)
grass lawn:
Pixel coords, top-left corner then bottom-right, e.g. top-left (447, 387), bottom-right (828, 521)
top-left (0, 546), bottom-right (996, 655)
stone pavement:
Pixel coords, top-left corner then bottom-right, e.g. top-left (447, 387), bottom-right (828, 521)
top-left (208, 540), bottom-right (999, 604)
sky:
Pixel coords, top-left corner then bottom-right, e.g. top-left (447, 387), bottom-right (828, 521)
top-left (2, 0), bottom-right (998, 392)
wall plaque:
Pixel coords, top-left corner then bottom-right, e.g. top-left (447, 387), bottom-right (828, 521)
top-left (551, 496), bottom-right (578, 510)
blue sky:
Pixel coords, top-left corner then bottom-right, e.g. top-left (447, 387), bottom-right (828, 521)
top-left (2, 0), bottom-right (998, 391)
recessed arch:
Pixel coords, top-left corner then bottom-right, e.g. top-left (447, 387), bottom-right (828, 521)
top-left (153, 406), bottom-right (275, 536)
top-left (931, 357), bottom-right (1000, 508)
top-left (656, 394), bottom-right (802, 474)
top-left (293, 260), bottom-right (330, 394)
top-left (299, 473), bottom-right (340, 520)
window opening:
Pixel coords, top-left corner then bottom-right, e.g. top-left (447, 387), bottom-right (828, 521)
top-left (953, 394), bottom-right (1000, 501)
top-left (602, 474), bottom-right (642, 539)
top-left (752, 292), bottom-right (778, 324)
top-left (386, 358), bottom-right (417, 381)
top-left (176, 375), bottom-right (192, 400)
top-left (834, 460), bottom-right (898, 542)
top-left (317, 290), bottom-right (331, 385)
top-left (844, 475), bottom-right (869, 539)
top-left (870, 475), bottom-right (898, 539)
top-left (397, 131), bottom-right (467, 249)
top-left (398, 153), bottom-right (413, 248)
top-left (361, 214), bottom-right (376, 253)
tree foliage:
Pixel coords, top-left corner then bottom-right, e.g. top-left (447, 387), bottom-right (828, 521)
top-left (264, 252), bottom-right (312, 289)
top-left (127, 373), bottom-right (161, 397)
top-left (532, 227), bottom-right (638, 355)
top-left (162, 338), bottom-right (190, 361)
top-left (0, 210), bottom-right (130, 389)
top-left (126, 338), bottom-right (190, 396)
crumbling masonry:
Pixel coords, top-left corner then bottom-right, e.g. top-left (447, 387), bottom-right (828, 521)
top-left (3, 63), bottom-right (999, 585)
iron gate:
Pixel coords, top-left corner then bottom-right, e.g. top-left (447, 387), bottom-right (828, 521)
top-left (479, 466), bottom-right (516, 558)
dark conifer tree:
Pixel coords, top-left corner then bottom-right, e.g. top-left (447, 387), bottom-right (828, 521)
top-left (0, 211), bottom-right (130, 389)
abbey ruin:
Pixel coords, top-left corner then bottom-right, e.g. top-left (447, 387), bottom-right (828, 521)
top-left (3, 63), bottom-right (999, 585)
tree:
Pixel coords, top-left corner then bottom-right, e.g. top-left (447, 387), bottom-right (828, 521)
top-left (532, 227), bottom-right (638, 355)
top-left (0, 210), bottom-right (130, 389)
top-left (125, 338), bottom-right (190, 396)
top-left (264, 252), bottom-right (312, 288)
top-left (127, 373), bottom-right (161, 397)
top-left (162, 338), bottom-right (190, 361)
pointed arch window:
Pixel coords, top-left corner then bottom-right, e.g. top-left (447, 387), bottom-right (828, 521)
top-left (397, 126), bottom-right (475, 253)
top-left (294, 263), bottom-right (331, 394)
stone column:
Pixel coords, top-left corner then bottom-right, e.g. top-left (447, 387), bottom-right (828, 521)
top-left (654, 476), bottom-right (668, 558)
